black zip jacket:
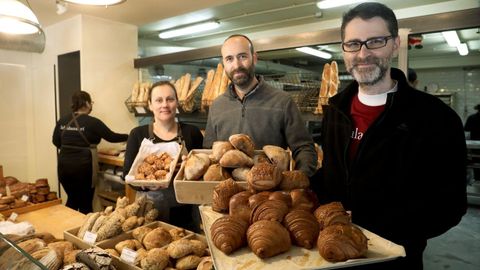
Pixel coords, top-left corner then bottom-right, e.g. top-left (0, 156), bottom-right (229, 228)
top-left (318, 68), bottom-right (467, 261)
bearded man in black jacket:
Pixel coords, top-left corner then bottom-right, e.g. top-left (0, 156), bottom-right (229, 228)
top-left (316, 3), bottom-right (467, 270)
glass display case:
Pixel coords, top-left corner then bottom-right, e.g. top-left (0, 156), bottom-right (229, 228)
top-left (0, 232), bottom-right (48, 269)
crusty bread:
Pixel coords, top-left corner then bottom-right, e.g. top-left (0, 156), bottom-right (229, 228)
top-left (219, 150), bottom-right (254, 168)
top-left (229, 134), bottom-right (255, 157)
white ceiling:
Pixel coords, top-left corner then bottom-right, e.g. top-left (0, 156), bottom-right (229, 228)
top-left (26, 0), bottom-right (480, 66)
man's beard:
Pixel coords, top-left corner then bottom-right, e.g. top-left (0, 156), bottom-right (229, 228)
top-left (227, 66), bottom-right (255, 88)
top-left (347, 55), bottom-right (390, 86)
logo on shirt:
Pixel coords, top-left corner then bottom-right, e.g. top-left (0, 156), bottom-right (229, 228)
top-left (351, 128), bottom-right (363, 140)
top-left (60, 125), bottom-right (85, 132)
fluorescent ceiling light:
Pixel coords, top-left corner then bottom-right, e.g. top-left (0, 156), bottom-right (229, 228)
top-left (0, 0), bottom-right (42, 35)
top-left (457, 43), bottom-right (469, 56)
top-left (63, 0), bottom-right (126, 6)
top-left (442, 31), bottom-right (461, 47)
top-left (296, 47), bottom-right (332, 59)
top-left (317, 0), bottom-right (363, 9)
top-left (159, 21), bottom-right (220, 39)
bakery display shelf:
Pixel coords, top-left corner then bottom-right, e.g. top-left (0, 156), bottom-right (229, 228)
top-left (0, 198), bottom-right (62, 217)
top-left (199, 205), bottom-right (406, 270)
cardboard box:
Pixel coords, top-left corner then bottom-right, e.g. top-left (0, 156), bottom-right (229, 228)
top-left (174, 149), bottom-right (292, 204)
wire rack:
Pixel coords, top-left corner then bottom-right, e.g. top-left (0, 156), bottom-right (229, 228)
top-left (264, 73), bottom-right (320, 112)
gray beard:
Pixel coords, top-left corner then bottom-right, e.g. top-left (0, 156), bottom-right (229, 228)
top-left (351, 65), bottom-right (386, 86)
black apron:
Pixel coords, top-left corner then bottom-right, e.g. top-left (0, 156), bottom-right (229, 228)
top-left (60, 113), bottom-right (99, 188)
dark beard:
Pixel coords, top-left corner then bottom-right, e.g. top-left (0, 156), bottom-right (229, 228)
top-left (227, 66), bottom-right (255, 88)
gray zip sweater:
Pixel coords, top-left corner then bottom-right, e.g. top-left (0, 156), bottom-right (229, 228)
top-left (204, 76), bottom-right (317, 177)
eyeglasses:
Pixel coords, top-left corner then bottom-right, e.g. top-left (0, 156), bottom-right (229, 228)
top-left (342, 36), bottom-right (394, 52)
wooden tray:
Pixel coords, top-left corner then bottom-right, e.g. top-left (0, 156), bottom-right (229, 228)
top-left (0, 198), bottom-right (62, 217)
top-left (199, 205), bottom-right (406, 270)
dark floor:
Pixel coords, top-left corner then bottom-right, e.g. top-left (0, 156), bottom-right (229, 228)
top-left (423, 205), bottom-right (480, 270)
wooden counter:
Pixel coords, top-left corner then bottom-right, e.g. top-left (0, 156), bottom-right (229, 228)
top-left (98, 153), bottom-right (124, 167)
top-left (16, 204), bottom-right (86, 239)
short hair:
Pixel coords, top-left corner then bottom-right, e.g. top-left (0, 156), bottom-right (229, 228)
top-left (223, 34), bottom-right (255, 55)
top-left (475, 104), bottom-right (480, 111)
top-left (148, 81), bottom-right (178, 102)
top-left (408, 68), bottom-right (417, 83)
top-left (71, 91), bottom-right (91, 112)
top-left (341, 2), bottom-right (398, 41)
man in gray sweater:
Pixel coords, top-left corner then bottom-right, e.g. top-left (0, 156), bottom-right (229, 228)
top-left (203, 34), bottom-right (318, 177)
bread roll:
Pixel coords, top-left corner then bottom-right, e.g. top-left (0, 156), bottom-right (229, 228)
top-left (232, 167), bottom-right (250, 182)
top-left (263, 145), bottom-right (289, 172)
top-left (211, 141), bottom-right (234, 162)
top-left (247, 163), bottom-right (282, 191)
top-left (219, 149), bottom-right (253, 168)
top-left (142, 227), bottom-right (173, 250)
top-left (203, 164), bottom-right (231, 181)
top-left (185, 153), bottom-right (211, 180)
top-left (229, 134), bottom-right (255, 157)
top-left (279, 170), bottom-right (310, 190)
top-left (290, 188), bottom-right (319, 212)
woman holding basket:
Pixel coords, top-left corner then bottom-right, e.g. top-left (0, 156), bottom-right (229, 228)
top-left (123, 81), bottom-right (203, 232)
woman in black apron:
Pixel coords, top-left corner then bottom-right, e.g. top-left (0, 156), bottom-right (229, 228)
top-left (52, 91), bottom-right (128, 214)
top-left (123, 81), bottom-right (203, 232)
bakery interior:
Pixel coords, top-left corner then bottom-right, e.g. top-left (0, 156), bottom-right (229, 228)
top-left (0, 0), bottom-right (479, 269)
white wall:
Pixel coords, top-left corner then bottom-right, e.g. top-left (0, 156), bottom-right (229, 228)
top-left (0, 15), bottom-right (138, 199)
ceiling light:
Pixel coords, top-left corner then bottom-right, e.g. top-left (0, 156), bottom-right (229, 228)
top-left (296, 47), bottom-right (332, 59)
top-left (0, 0), bottom-right (42, 35)
top-left (442, 31), bottom-right (461, 47)
top-left (63, 0), bottom-right (126, 6)
top-left (457, 43), bottom-right (469, 56)
top-left (158, 21), bottom-right (220, 39)
top-left (316, 0), bottom-right (363, 9)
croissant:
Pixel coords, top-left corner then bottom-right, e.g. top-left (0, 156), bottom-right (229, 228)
top-left (317, 223), bottom-right (368, 262)
top-left (268, 190), bottom-right (292, 208)
top-left (247, 162), bottom-right (282, 191)
top-left (284, 209), bottom-right (319, 249)
top-left (280, 170), bottom-right (310, 190)
top-left (250, 199), bottom-right (289, 223)
top-left (263, 145), bottom-right (289, 172)
top-left (313, 202), bottom-right (351, 230)
top-left (248, 191), bottom-right (271, 209)
top-left (247, 220), bottom-right (291, 258)
top-left (211, 216), bottom-right (249, 255)
top-left (290, 188), bottom-right (319, 212)
top-left (229, 134), bottom-right (255, 157)
top-left (229, 190), bottom-right (254, 224)
top-left (212, 178), bottom-right (244, 213)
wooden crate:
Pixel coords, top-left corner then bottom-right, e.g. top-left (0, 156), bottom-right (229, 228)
top-left (174, 149), bottom-right (292, 204)
top-left (95, 221), bottom-right (196, 270)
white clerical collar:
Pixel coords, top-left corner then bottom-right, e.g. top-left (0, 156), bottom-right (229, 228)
top-left (358, 81), bottom-right (398, 106)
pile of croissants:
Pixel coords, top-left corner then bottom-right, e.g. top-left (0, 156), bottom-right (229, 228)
top-left (207, 134), bottom-right (368, 262)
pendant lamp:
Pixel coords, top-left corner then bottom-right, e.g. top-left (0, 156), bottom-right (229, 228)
top-left (0, 0), bottom-right (42, 35)
top-left (62, 0), bottom-right (126, 6)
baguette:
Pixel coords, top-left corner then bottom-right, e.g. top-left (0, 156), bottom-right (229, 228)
top-left (217, 69), bottom-right (230, 98)
top-left (201, 69), bottom-right (215, 110)
top-left (328, 60), bottom-right (339, 97)
top-left (181, 73), bottom-right (192, 101)
top-left (186, 76), bottom-right (204, 101)
top-left (209, 63), bottom-right (224, 103)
